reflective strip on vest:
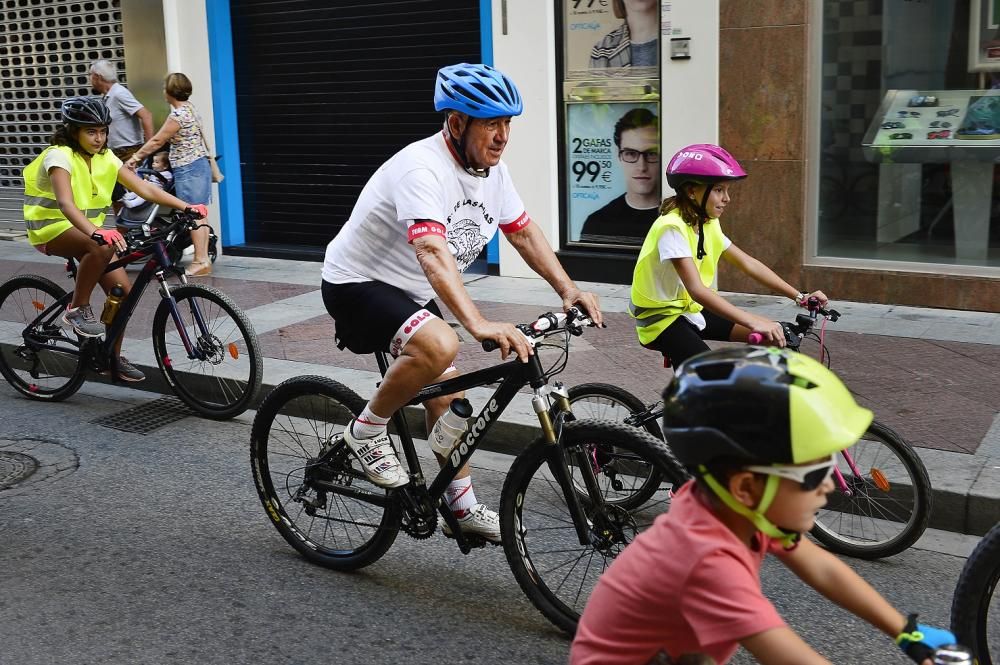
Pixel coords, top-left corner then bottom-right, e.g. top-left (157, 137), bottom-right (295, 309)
top-left (627, 301), bottom-right (673, 327)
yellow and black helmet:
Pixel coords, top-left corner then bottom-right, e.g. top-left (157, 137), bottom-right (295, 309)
top-left (662, 347), bottom-right (872, 468)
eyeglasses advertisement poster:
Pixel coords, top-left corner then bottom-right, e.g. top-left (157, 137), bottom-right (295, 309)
top-left (566, 101), bottom-right (660, 246)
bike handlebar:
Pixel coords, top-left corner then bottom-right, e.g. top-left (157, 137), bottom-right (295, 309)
top-left (481, 307), bottom-right (594, 352)
top-left (118, 209), bottom-right (206, 257)
top-left (746, 297), bottom-right (842, 347)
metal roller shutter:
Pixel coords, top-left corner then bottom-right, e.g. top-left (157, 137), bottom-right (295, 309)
top-left (0, 0), bottom-right (125, 230)
top-left (230, 0), bottom-right (481, 253)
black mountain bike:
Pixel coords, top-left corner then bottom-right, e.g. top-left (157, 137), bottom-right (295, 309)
top-left (0, 211), bottom-right (262, 419)
top-left (568, 299), bottom-right (932, 560)
top-left (952, 520), bottom-right (1000, 664)
top-left (250, 309), bottom-right (688, 634)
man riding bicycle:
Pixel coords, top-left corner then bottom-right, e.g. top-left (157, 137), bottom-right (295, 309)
top-left (321, 63), bottom-right (603, 542)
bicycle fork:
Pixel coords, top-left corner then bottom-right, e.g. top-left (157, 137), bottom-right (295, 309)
top-left (536, 384), bottom-right (608, 547)
top-left (157, 274), bottom-right (212, 361)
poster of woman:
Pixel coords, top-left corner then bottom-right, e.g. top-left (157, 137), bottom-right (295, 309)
top-left (564, 0), bottom-right (660, 77)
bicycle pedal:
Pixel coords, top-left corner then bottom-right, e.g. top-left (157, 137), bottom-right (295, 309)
top-left (440, 529), bottom-right (498, 549)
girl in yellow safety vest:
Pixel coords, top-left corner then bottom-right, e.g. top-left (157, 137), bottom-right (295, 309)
top-left (629, 144), bottom-right (826, 369)
top-left (22, 96), bottom-right (207, 382)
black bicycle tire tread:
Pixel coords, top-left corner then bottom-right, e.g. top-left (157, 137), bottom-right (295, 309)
top-left (567, 382), bottom-right (664, 439)
top-left (250, 374), bottom-right (401, 570)
top-left (810, 420), bottom-right (931, 559)
top-left (951, 522), bottom-right (1000, 665)
top-left (152, 283), bottom-right (263, 420)
top-left (500, 418), bottom-right (680, 635)
top-left (0, 274), bottom-right (86, 401)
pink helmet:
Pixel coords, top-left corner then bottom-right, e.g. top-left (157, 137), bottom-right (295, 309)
top-left (665, 143), bottom-right (747, 190)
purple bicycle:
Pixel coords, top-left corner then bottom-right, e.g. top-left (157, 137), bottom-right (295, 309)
top-left (569, 299), bottom-right (931, 560)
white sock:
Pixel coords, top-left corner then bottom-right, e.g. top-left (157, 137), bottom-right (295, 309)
top-left (445, 476), bottom-right (477, 516)
top-left (351, 404), bottom-right (390, 439)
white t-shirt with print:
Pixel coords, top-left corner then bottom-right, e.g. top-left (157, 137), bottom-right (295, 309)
top-left (654, 225), bottom-right (732, 330)
top-left (322, 131), bottom-right (528, 304)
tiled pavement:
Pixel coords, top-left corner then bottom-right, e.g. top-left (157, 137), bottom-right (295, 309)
top-left (0, 240), bottom-right (998, 534)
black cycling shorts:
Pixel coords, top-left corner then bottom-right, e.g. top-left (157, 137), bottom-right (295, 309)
top-left (643, 309), bottom-right (736, 370)
top-left (321, 280), bottom-right (443, 356)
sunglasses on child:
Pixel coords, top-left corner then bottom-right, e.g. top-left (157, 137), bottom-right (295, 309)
top-left (744, 454), bottom-right (837, 491)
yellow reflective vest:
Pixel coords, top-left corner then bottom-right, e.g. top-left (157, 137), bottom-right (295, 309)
top-left (22, 145), bottom-right (120, 245)
top-left (629, 209), bottom-right (728, 345)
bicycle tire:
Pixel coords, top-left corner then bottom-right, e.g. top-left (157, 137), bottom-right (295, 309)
top-left (566, 383), bottom-right (667, 510)
top-left (567, 383), bottom-right (663, 439)
top-left (951, 522), bottom-right (1000, 665)
top-left (810, 420), bottom-right (931, 559)
top-left (151, 284), bottom-right (262, 419)
top-left (250, 375), bottom-right (402, 570)
top-left (0, 275), bottom-right (86, 401)
top-left (500, 419), bottom-right (679, 635)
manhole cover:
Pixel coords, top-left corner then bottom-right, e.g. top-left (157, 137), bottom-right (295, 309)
top-left (92, 396), bottom-right (194, 434)
top-left (0, 438), bottom-right (78, 496)
top-left (0, 451), bottom-right (38, 489)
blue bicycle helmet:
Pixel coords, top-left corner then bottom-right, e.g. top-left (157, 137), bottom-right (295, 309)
top-left (434, 63), bottom-right (523, 118)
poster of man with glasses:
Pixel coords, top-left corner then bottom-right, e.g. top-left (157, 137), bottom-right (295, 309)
top-left (569, 103), bottom-right (660, 246)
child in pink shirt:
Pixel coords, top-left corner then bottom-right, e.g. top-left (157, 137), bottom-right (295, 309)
top-left (571, 347), bottom-right (954, 665)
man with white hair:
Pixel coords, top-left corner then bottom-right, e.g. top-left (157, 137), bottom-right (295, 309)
top-left (89, 59), bottom-right (153, 162)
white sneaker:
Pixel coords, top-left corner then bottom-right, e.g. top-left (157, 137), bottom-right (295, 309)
top-left (342, 426), bottom-right (408, 488)
top-left (442, 503), bottom-right (501, 543)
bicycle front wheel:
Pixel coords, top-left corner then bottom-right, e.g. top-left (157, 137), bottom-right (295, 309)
top-left (811, 420), bottom-right (931, 559)
top-left (500, 419), bottom-right (677, 635)
top-left (152, 284), bottom-right (262, 419)
top-left (566, 383), bottom-right (669, 510)
top-left (0, 275), bottom-right (85, 401)
top-left (250, 375), bottom-right (401, 570)
top-left (952, 522), bottom-right (1000, 665)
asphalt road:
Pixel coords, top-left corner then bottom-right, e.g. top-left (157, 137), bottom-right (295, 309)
top-left (0, 382), bottom-right (978, 665)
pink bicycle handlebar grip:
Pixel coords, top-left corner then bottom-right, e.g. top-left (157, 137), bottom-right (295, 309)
top-left (747, 332), bottom-right (765, 345)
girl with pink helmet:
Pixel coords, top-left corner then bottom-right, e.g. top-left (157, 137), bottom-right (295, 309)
top-left (629, 143), bottom-right (827, 368)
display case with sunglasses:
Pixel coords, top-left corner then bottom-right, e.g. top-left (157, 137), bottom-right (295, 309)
top-left (861, 89), bottom-right (1000, 262)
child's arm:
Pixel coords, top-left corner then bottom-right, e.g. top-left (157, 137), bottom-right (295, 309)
top-left (741, 626), bottom-right (832, 665)
top-left (720, 244), bottom-right (812, 302)
top-left (672, 257), bottom-right (785, 343)
top-left (778, 538), bottom-right (906, 638)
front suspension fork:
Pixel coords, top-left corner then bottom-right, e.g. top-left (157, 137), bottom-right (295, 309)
top-left (534, 384), bottom-right (602, 546)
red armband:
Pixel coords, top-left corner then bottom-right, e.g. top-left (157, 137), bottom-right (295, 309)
top-left (500, 212), bottom-right (530, 234)
top-left (407, 220), bottom-right (446, 243)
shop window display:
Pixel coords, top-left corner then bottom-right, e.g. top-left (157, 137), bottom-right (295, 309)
top-left (818, 0), bottom-right (1000, 269)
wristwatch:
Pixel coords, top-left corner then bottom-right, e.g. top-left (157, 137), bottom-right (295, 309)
top-left (794, 292), bottom-right (808, 306)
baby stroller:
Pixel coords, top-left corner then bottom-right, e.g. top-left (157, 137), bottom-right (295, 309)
top-left (115, 159), bottom-right (217, 268)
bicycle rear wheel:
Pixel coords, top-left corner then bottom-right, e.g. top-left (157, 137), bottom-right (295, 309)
top-left (0, 275), bottom-right (86, 401)
top-left (250, 375), bottom-right (401, 570)
top-left (566, 383), bottom-right (671, 510)
top-left (951, 521), bottom-right (1000, 665)
top-left (152, 284), bottom-right (262, 420)
top-left (810, 420), bottom-right (930, 559)
top-left (500, 419), bottom-right (680, 635)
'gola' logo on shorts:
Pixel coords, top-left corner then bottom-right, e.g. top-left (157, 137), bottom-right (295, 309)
top-left (404, 311), bottom-right (431, 334)
top-left (390, 309), bottom-right (434, 357)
